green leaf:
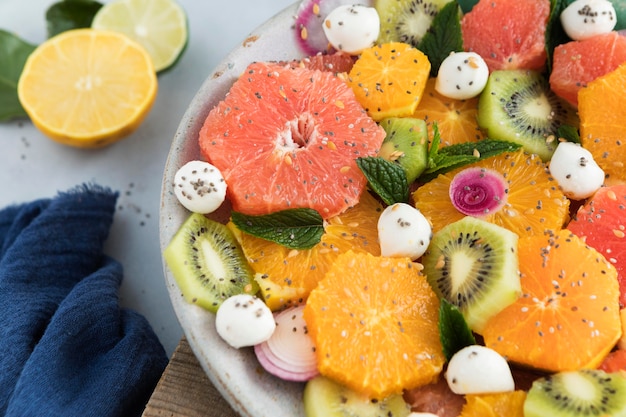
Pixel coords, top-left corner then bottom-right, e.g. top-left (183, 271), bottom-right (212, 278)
top-left (439, 298), bottom-right (476, 361)
top-left (46, 0), bottom-right (103, 38)
top-left (418, 1), bottom-right (464, 77)
top-left (558, 124), bottom-right (580, 144)
top-left (356, 156), bottom-right (410, 205)
top-left (231, 208), bottom-right (324, 250)
top-left (545, 0), bottom-right (570, 72)
top-left (0, 30), bottom-right (37, 122)
top-left (419, 139), bottom-right (523, 183)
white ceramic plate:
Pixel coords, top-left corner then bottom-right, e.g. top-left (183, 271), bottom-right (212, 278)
top-left (159, 3), bottom-right (309, 416)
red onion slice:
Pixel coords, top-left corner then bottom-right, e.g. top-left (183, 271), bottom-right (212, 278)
top-left (449, 167), bottom-right (508, 217)
top-left (254, 305), bottom-right (319, 382)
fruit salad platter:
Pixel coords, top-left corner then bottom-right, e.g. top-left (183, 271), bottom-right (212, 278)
top-left (159, 0), bottom-right (626, 416)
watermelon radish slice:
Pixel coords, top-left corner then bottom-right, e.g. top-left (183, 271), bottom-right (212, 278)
top-left (254, 305), bottom-right (319, 382)
top-left (293, 0), bottom-right (373, 55)
top-left (568, 185), bottom-right (626, 308)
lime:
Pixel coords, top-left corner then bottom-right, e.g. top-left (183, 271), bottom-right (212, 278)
top-left (91, 0), bottom-right (188, 73)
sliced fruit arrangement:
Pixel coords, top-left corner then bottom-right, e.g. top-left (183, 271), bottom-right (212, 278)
top-left (159, 0), bottom-right (626, 414)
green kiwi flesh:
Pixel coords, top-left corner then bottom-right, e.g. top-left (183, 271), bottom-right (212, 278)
top-left (477, 69), bottom-right (579, 161)
top-left (375, 0), bottom-right (455, 47)
top-left (524, 369), bottom-right (626, 417)
top-left (421, 216), bottom-right (520, 333)
top-left (378, 117), bottom-right (429, 183)
top-left (303, 375), bottom-right (411, 417)
top-left (163, 212), bottom-right (259, 313)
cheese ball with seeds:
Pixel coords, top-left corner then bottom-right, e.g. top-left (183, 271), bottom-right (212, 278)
top-left (215, 294), bottom-right (276, 348)
top-left (436, 51), bottom-right (489, 100)
top-left (445, 345), bottom-right (515, 394)
top-left (548, 141), bottom-right (604, 200)
top-left (174, 160), bottom-right (227, 213)
top-left (322, 4), bottom-right (380, 55)
top-left (377, 202), bottom-right (432, 260)
top-left (560, 0), bottom-right (616, 41)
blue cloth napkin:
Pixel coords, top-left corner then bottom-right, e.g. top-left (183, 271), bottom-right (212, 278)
top-left (0, 185), bottom-right (168, 417)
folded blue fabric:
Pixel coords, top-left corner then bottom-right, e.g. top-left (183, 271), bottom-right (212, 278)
top-left (0, 185), bottom-right (168, 417)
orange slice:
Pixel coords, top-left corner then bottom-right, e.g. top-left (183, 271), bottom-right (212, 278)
top-left (229, 191), bottom-right (382, 311)
top-left (459, 391), bottom-right (527, 417)
top-left (413, 150), bottom-right (570, 236)
top-left (482, 229), bottom-right (622, 372)
top-left (17, 29), bottom-right (157, 148)
top-left (303, 251), bottom-right (445, 399)
top-left (579, 62), bottom-right (626, 184)
top-left (347, 42), bottom-right (430, 121)
top-left (412, 78), bottom-right (485, 147)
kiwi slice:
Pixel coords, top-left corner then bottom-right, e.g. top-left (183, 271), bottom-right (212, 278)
top-left (378, 117), bottom-right (429, 183)
top-left (477, 69), bottom-right (579, 161)
top-left (524, 369), bottom-right (626, 417)
top-left (421, 216), bottom-right (520, 333)
top-left (375, 0), bottom-right (455, 47)
top-left (163, 212), bottom-right (259, 313)
top-left (303, 375), bottom-right (411, 417)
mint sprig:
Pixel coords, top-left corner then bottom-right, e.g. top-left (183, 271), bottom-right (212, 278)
top-left (356, 156), bottom-right (410, 205)
top-left (418, 1), bottom-right (464, 77)
top-left (418, 124), bottom-right (523, 183)
top-left (546, 0), bottom-right (570, 73)
top-left (439, 298), bottom-right (476, 361)
top-left (231, 208), bottom-right (324, 250)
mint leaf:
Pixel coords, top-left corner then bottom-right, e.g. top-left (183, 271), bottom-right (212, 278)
top-left (558, 124), bottom-right (580, 144)
top-left (356, 156), bottom-right (410, 205)
top-left (0, 30), bottom-right (36, 122)
top-left (418, 1), bottom-right (463, 77)
top-left (46, 0), bottom-right (103, 38)
top-left (546, 0), bottom-right (570, 72)
top-left (419, 139), bottom-right (522, 183)
top-left (231, 208), bottom-right (324, 250)
top-left (439, 298), bottom-right (476, 361)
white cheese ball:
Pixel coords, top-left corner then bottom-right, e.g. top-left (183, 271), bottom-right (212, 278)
top-left (322, 4), bottom-right (380, 55)
top-left (435, 51), bottom-right (489, 100)
top-left (445, 345), bottom-right (515, 395)
top-left (560, 0), bottom-right (616, 41)
top-left (215, 294), bottom-right (276, 349)
top-left (549, 141), bottom-right (605, 200)
top-left (174, 160), bottom-right (227, 214)
top-left (378, 203), bottom-right (432, 260)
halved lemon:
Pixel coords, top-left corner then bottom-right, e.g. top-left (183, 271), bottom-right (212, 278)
top-left (17, 29), bottom-right (157, 148)
top-left (91, 0), bottom-right (188, 73)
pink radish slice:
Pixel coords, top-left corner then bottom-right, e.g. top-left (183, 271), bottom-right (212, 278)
top-left (448, 167), bottom-right (508, 217)
top-left (293, 0), bottom-right (373, 55)
top-left (254, 305), bottom-right (319, 382)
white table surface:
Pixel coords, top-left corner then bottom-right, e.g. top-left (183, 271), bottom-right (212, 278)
top-left (0, 0), bottom-right (297, 356)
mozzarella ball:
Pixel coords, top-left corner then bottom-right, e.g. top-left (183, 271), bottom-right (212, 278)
top-left (322, 4), bottom-right (380, 55)
top-left (549, 141), bottom-right (604, 200)
top-left (446, 345), bottom-right (515, 395)
top-left (174, 160), bottom-right (227, 214)
top-left (378, 203), bottom-right (432, 260)
top-left (215, 294), bottom-right (276, 349)
top-left (560, 0), bottom-right (617, 40)
top-left (435, 51), bottom-right (489, 100)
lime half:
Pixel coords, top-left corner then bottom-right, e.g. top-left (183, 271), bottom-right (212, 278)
top-left (92, 0), bottom-right (188, 72)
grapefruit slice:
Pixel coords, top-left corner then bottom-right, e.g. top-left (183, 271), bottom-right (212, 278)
top-left (199, 61), bottom-right (385, 219)
top-left (568, 184), bottom-right (626, 308)
top-left (550, 32), bottom-right (626, 107)
top-left (460, 0), bottom-right (550, 71)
